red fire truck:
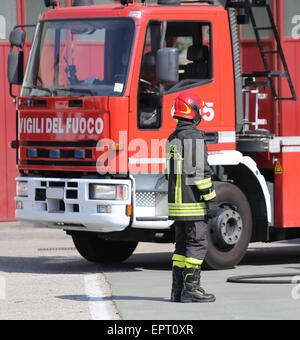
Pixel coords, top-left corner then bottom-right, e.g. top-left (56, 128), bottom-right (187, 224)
top-left (6, 0), bottom-right (300, 269)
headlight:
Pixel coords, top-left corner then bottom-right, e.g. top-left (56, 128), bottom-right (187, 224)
top-left (17, 181), bottom-right (28, 197)
top-left (89, 184), bottom-right (128, 200)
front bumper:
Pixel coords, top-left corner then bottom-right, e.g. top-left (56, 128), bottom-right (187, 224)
top-left (15, 177), bottom-right (132, 233)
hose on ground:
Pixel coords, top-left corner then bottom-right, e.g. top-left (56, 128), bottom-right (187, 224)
top-left (227, 273), bottom-right (300, 284)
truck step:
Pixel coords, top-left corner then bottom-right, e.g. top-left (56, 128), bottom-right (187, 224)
top-left (136, 217), bottom-right (169, 222)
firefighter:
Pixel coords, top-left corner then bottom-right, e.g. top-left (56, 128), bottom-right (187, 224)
top-left (167, 91), bottom-right (218, 303)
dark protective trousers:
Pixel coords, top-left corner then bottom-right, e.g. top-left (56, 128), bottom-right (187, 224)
top-left (173, 220), bottom-right (208, 267)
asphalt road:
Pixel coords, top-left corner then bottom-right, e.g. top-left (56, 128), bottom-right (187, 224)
top-left (1, 222), bottom-right (300, 320)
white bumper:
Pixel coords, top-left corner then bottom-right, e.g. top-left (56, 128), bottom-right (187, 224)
top-left (15, 177), bottom-right (132, 233)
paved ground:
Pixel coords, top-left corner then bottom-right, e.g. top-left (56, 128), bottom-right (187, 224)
top-left (1, 222), bottom-right (300, 320)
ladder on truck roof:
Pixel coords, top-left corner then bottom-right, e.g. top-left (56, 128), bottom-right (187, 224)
top-left (226, 0), bottom-right (297, 101)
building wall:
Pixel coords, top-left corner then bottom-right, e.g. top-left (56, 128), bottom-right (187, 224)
top-left (0, 1), bottom-right (18, 221)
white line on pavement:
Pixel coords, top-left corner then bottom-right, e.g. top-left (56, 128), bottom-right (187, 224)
top-left (84, 274), bottom-right (118, 320)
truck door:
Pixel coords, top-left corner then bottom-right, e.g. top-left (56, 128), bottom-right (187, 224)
top-left (157, 16), bottom-right (235, 152)
top-left (130, 15), bottom-right (233, 174)
top-left (137, 20), bottom-right (215, 132)
top-left (159, 20), bottom-right (216, 137)
top-left (129, 20), bottom-right (167, 175)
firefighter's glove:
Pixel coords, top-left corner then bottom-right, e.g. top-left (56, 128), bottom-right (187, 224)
top-left (206, 200), bottom-right (218, 220)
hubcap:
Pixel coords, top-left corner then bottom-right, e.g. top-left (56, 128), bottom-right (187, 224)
top-left (210, 206), bottom-right (243, 250)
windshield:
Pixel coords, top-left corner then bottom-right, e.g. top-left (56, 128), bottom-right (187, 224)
top-left (22, 19), bottom-right (135, 97)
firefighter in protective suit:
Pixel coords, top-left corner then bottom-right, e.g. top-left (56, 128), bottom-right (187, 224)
top-left (167, 92), bottom-right (218, 303)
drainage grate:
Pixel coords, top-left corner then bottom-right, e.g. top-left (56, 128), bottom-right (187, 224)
top-left (38, 247), bottom-right (76, 252)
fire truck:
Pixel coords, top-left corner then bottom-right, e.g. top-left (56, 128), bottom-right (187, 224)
top-left (7, 0), bottom-right (300, 269)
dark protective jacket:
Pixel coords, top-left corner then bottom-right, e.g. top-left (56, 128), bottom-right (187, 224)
top-left (167, 120), bottom-right (216, 221)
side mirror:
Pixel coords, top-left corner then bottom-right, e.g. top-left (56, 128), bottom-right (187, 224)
top-left (9, 29), bottom-right (25, 49)
top-left (7, 51), bottom-right (24, 85)
top-left (157, 48), bottom-right (179, 84)
top-left (7, 28), bottom-right (25, 95)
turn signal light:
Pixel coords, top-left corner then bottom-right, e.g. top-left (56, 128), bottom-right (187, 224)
top-left (110, 143), bottom-right (124, 151)
top-left (126, 204), bottom-right (132, 216)
top-left (9, 141), bottom-right (17, 149)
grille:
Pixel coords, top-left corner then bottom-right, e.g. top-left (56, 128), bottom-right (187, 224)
top-left (33, 180), bottom-right (79, 213)
top-left (23, 160), bottom-right (96, 166)
top-left (21, 140), bottom-right (97, 167)
top-left (22, 141), bottom-right (98, 147)
top-left (26, 149), bottom-right (92, 159)
top-left (135, 191), bottom-right (165, 207)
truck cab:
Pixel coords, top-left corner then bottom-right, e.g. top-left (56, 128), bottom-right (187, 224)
top-left (12, 3), bottom-right (235, 221)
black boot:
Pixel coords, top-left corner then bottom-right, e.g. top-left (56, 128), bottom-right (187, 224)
top-left (170, 266), bottom-right (184, 302)
top-left (181, 267), bottom-right (216, 303)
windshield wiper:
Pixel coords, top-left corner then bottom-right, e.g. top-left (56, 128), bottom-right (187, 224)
top-left (19, 86), bottom-right (55, 106)
top-left (23, 85), bottom-right (56, 97)
top-left (55, 87), bottom-right (97, 96)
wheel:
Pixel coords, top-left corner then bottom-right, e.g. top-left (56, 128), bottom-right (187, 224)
top-left (204, 182), bottom-right (253, 270)
top-left (72, 232), bottom-right (138, 264)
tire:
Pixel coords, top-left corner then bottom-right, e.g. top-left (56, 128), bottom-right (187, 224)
top-left (204, 182), bottom-right (253, 270)
top-left (72, 232), bottom-right (138, 264)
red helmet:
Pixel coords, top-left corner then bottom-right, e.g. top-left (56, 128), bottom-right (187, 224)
top-left (173, 92), bottom-right (203, 125)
